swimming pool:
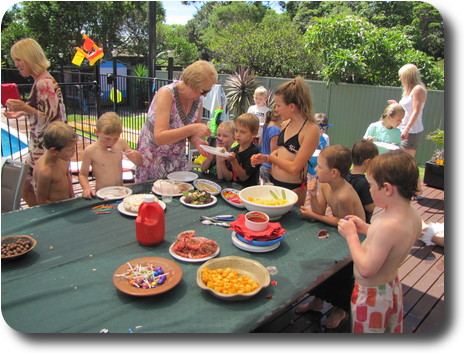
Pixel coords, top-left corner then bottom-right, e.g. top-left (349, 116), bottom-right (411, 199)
top-left (1, 123), bottom-right (29, 159)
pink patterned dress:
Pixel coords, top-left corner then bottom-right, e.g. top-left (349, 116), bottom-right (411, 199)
top-left (26, 76), bottom-right (67, 171)
top-left (135, 83), bottom-right (201, 183)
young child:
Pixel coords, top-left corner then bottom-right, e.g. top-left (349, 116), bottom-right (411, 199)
top-left (247, 86), bottom-right (270, 139)
top-left (258, 109), bottom-right (282, 184)
top-left (308, 113), bottom-right (332, 180)
top-left (33, 122), bottom-right (76, 205)
top-left (364, 104), bottom-right (404, 154)
top-left (222, 113), bottom-right (261, 187)
top-left (200, 120), bottom-right (236, 179)
top-left (338, 150), bottom-right (422, 333)
top-left (346, 140), bottom-right (379, 224)
top-left (251, 77), bottom-right (320, 206)
top-left (297, 145), bottom-right (365, 328)
top-left (79, 112), bottom-right (143, 199)
top-left (301, 145), bottom-right (366, 226)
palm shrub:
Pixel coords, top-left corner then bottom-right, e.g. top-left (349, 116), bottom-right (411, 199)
top-left (224, 67), bottom-right (258, 119)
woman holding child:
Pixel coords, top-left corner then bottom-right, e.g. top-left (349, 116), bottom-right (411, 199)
top-left (135, 60), bottom-right (217, 182)
top-left (5, 38), bottom-right (67, 207)
top-left (251, 77), bottom-right (320, 205)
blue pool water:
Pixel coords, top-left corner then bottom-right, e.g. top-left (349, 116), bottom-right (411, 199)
top-left (1, 128), bottom-right (28, 157)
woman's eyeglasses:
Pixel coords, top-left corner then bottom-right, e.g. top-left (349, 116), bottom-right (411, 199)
top-left (200, 89), bottom-right (212, 95)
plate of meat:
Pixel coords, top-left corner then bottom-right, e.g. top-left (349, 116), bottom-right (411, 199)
top-left (169, 231), bottom-right (220, 263)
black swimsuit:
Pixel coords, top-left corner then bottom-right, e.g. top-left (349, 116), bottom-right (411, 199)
top-left (272, 119), bottom-right (309, 188)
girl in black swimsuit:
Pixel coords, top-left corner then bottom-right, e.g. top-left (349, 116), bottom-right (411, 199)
top-left (251, 77), bottom-right (320, 206)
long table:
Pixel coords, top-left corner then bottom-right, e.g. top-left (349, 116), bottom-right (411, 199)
top-left (1, 178), bottom-right (353, 333)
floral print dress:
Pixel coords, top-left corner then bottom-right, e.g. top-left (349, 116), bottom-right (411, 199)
top-left (135, 83), bottom-right (201, 183)
top-left (26, 76), bottom-right (67, 170)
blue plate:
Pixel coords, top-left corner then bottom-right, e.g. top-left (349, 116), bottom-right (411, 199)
top-left (235, 232), bottom-right (286, 246)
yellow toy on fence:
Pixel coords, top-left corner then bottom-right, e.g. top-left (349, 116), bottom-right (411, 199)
top-left (72, 34), bottom-right (104, 66)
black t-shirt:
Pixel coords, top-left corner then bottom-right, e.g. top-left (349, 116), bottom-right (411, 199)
top-left (227, 143), bottom-right (261, 187)
top-left (346, 172), bottom-right (374, 223)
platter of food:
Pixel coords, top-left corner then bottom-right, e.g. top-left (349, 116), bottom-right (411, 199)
top-left (193, 179), bottom-right (222, 195)
top-left (117, 194), bottom-right (166, 217)
top-left (199, 145), bottom-right (232, 157)
top-left (221, 188), bottom-right (245, 208)
top-left (112, 257), bottom-right (182, 296)
top-left (96, 186), bottom-right (132, 200)
top-left (169, 231), bottom-right (220, 262)
top-left (180, 190), bottom-right (217, 208)
top-left (152, 179), bottom-right (194, 197)
top-left (1, 235), bottom-right (37, 259)
top-left (167, 171), bottom-right (198, 183)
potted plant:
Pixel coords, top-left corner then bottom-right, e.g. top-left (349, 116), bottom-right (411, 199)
top-left (423, 129), bottom-right (444, 189)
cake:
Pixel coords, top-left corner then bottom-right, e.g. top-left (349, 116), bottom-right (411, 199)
top-left (123, 194), bottom-right (158, 213)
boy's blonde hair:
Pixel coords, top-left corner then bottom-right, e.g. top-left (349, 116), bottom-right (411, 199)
top-left (320, 145), bottom-right (352, 178)
top-left (217, 121), bottom-right (236, 135)
top-left (97, 112), bottom-right (123, 135)
top-left (367, 150), bottom-right (419, 199)
top-left (10, 38), bottom-right (50, 77)
top-left (253, 86), bottom-right (269, 98)
top-left (182, 60), bottom-right (218, 91)
top-left (381, 104), bottom-right (405, 121)
top-left (315, 113), bottom-right (329, 126)
top-left (43, 122), bottom-right (76, 151)
top-left (235, 113), bottom-right (260, 135)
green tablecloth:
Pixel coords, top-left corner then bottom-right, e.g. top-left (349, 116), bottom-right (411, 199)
top-left (1, 179), bottom-right (352, 333)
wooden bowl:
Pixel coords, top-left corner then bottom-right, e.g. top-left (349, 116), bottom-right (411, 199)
top-left (1, 235), bottom-right (37, 259)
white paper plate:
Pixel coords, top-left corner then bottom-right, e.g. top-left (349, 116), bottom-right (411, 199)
top-left (200, 145), bottom-right (232, 157)
top-left (168, 243), bottom-right (220, 263)
top-left (117, 199), bottom-right (166, 217)
top-left (231, 232), bottom-right (280, 253)
top-left (374, 141), bottom-right (400, 150)
top-left (220, 188), bottom-right (246, 208)
top-left (180, 195), bottom-right (217, 208)
top-left (96, 186), bottom-right (132, 200)
top-left (167, 171), bottom-right (198, 183)
top-left (152, 180), bottom-right (194, 197)
top-left (193, 179), bottom-right (222, 195)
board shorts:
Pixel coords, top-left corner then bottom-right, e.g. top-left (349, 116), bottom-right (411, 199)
top-left (351, 276), bottom-right (403, 333)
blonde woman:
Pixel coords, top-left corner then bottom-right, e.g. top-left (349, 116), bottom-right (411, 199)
top-left (251, 77), bottom-right (320, 205)
top-left (135, 60), bottom-right (218, 182)
top-left (5, 38), bottom-right (67, 206)
top-left (388, 63), bottom-right (427, 157)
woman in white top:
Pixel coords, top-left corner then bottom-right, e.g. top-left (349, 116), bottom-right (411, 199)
top-left (388, 63), bottom-right (427, 157)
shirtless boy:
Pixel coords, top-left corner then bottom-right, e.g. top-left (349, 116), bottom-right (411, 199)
top-left (33, 122), bottom-right (76, 204)
top-left (338, 150), bottom-right (422, 333)
top-left (79, 112), bottom-right (143, 199)
top-left (297, 145), bottom-right (365, 329)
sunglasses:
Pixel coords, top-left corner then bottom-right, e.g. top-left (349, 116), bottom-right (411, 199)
top-left (200, 88), bottom-right (212, 95)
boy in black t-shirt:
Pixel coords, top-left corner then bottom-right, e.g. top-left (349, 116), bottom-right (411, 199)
top-left (345, 140), bottom-right (379, 223)
top-left (222, 113), bottom-right (261, 187)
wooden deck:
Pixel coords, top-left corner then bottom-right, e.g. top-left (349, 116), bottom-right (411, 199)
top-left (252, 184), bottom-right (445, 333)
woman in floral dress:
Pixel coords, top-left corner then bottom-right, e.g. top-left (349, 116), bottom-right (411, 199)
top-left (135, 60), bottom-right (218, 182)
top-left (5, 38), bottom-right (67, 207)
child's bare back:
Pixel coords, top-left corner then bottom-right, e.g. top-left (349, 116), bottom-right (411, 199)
top-left (355, 205), bottom-right (421, 287)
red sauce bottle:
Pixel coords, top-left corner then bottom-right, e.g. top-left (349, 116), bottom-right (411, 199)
top-left (135, 195), bottom-right (165, 246)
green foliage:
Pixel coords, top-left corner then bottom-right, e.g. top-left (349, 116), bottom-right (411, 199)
top-left (133, 64), bottom-right (149, 77)
top-left (426, 129), bottom-right (444, 147)
top-left (224, 67), bottom-right (258, 118)
top-left (304, 15), bottom-right (443, 89)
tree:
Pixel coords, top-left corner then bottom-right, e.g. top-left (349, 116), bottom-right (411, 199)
top-left (304, 15), bottom-right (443, 89)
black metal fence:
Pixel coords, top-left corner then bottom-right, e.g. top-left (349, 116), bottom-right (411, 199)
top-left (1, 69), bottom-right (171, 164)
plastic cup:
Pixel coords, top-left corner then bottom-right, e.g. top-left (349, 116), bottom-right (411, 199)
top-left (161, 180), bottom-right (174, 203)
